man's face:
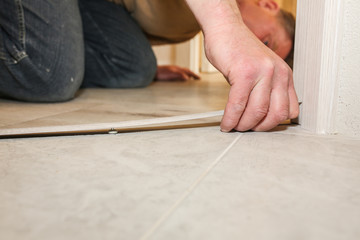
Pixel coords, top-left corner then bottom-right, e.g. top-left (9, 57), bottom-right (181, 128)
top-left (239, 0), bottom-right (293, 59)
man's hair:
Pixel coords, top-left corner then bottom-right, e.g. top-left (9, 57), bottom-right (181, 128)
top-left (277, 9), bottom-right (296, 69)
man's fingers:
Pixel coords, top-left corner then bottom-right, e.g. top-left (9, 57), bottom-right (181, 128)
top-left (252, 81), bottom-right (289, 131)
top-left (182, 68), bottom-right (200, 79)
top-left (235, 80), bottom-right (271, 131)
top-left (156, 65), bottom-right (200, 81)
top-left (220, 84), bottom-right (250, 132)
top-left (288, 76), bottom-right (299, 119)
top-left (177, 71), bottom-right (190, 80)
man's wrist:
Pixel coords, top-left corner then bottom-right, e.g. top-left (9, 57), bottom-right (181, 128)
top-left (185, 0), bottom-right (245, 36)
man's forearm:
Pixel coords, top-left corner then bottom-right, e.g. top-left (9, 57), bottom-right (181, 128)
top-left (185, 0), bottom-right (245, 35)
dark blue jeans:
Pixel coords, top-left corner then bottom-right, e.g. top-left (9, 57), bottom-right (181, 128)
top-left (0, 0), bottom-right (157, 102)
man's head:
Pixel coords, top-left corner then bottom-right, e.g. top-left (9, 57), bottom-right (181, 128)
top-left (237, 0), bottom-right (295, 66)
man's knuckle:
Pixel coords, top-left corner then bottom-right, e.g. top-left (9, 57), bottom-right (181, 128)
top-left (240, 65), bottom-right (257, 81)
top-left (254, 106), bottom-right (268, 120)
top-left (274, 110), bottom-right (289, 123)
top-left (264, 58), bottom-right (275, 68)
top-left (231, 101), bottom-right (247, 112)
top-left (260, 59), bottom-right (274, 74)
top-left (277, 65), bottom-right (290, 80)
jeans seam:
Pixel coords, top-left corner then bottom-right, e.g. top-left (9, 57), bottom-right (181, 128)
top-left (15, 0), bottom-right (26, 49)
top-left (12, 49), bottom-right (28, 63)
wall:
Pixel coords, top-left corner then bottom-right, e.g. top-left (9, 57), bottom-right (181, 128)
top-left (153, 37), bottom-right (203, 73)
top-left (335, 0), bottom-right (360, 136)
top-left (153, 35), bottom-right (211, 73)
top-left (153, 45), bottom-right (175, 66)
top-left (278, 0), bottom-right (297, 15)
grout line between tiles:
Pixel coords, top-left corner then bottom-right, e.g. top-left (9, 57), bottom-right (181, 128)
top-left (139, 133), bottom-right (243, 240)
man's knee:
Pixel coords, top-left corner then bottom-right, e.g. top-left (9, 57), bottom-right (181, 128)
top-left (83, 44), bottom-right (157, 88)
top-left (125, 50), bottom-right (157, 88)
top-left (23, 61), bottom-right (83, 102)
top-left (0, 0), bottom-right (84, 102)
top-left (0, 57), bottom-right (84, 102)
top-left (111, 50), bottom-right (157, 88)
top-left (80, 0), bottom-right (157, 89)
top-left (28, 71), bottom-right (83, 102)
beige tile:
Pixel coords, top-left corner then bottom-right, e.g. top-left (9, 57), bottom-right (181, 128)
top-left (148, 132), bottom-right (360, 240)
top-left (2, 102), bottom-right (223, 129)
top-left (0, 126), bottom-right (237, 240)
top-left (0, 73), bottom-right (229, 129)
top-left (0, 100), bottom-right (101, 127)
top-left (3, 71), bottom-right (358, 240)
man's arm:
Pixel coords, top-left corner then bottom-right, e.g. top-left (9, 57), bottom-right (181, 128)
top-left (185, 0), bottom-right (299, 132)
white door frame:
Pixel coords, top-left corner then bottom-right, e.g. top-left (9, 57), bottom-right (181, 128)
top-left (293, 0), bottom-right (345, 134)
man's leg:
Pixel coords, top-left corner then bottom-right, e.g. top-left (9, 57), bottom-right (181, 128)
top-left (0, 0), bottom-right (84, 102)
top-left (78, 0), bottom-right (157, 88)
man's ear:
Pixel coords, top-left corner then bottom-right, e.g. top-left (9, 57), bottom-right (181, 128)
top-left (258, 0), bottom-right (280, 15)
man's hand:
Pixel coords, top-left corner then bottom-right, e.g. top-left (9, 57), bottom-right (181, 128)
top-left (205, 26), bottom-right (299, 132)
top-left (156, 65), bottom-right (200, 81)
top-left (185, 0), bottom-right (299, 132)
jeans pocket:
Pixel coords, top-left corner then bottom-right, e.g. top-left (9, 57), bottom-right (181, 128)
top-left (0, 0), bottom-right (28, 64)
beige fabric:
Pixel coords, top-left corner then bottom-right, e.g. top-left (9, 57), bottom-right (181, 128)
top-left (107, 0), bottom-right (201, 45)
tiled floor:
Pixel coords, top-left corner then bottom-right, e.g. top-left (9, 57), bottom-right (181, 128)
top-left (0, 74), bottom-right (359, 240)
top-left (0, 74), bottom-right (229, 130)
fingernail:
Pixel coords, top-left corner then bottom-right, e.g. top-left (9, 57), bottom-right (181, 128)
top-left (220, 128), bottom-right (228, 133)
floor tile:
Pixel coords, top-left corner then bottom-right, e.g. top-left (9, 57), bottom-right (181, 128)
top-left (0, 100), bottom-right (101, 128)
top-left (0, 73), bottom-right (229, 130)
top-left (0, 126), bottom-right (237, 240)
top-left (148, 132), bottom-right (360, 240)
top-left (2, 72), bottom-right (358, 240)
